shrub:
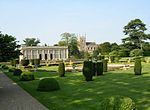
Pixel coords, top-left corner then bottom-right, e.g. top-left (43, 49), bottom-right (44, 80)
top-left (97, 61), bottom-right (103, 75)
top-left (2, 65), bottom-right (9, 69)
top-left (11, 59), bottom-right (19, 66)
top-left (37, 78), bottom-right (60, 92)
top-left (134, 57), bottom-right (142, 75)
top-left (103, 59), bottom-right (108, 72)
top-left (58, 62), bottom-right (65, 77)
top-left (83, 61), bottom-right (93, 81)
top-left (92, 62), bottom-right (97, 76)
top-left (130, 49), bottom-right (143, 57)
top-left (13, 69), bottom-right (22, 76)
top-left (100, 96), bottom-right (136, 110)
top-left (20, 72), bottom-right (35, 81)
top-left (21, 59), bottom-right (29, 66)
top-left (9, 68), bottom-right (15, 72)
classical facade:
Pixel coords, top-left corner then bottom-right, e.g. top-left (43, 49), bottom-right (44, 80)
top-left (78, 36), bottom-right (98, 53)
top-left (19, 46), bottom-right (68, 61)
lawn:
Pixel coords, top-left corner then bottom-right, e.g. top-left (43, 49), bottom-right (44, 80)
top-left (4, 63), bottom-right (150, 110)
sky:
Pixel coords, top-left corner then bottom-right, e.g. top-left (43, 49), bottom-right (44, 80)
top-left (0, 0), bottom-right (150, 45)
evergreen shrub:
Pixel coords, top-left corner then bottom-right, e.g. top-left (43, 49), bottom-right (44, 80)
top-left (103, 59), bottom-right (108, 72)
top-left (58, 62), bottom-right (65, 77)
top-left (20, 72), bottom-right (35, 81)
top-left (13, 69), bottom-right (22, 76)
top-left (37, 78), bottom-right (60, 92)
top-left (134, 57), bottom-right (142, 75)
top-left (21, 60), bottom-right (29, 66)
top-left (100, 96), bottom-right (136, 110)
top-left (83, 61), bottom-right (93, 81)
top-left (97, 61), bottom-right (103, 75)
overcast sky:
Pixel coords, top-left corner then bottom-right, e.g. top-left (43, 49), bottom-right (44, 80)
top-left (0, 0), bottom-right (150, 45)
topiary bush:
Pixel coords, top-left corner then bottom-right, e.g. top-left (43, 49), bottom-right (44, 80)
top-left (13, 69), bottom-right (22, 76)
top-left (58, 62), bottom-right (65, 77)
top-left (97, 61), bottom-right (103, 75)
top-left (9, 68), bottom-right (15, 72)
top-left (83, 61), bottom-right (93, 81)
top-left (37, 78), bottom-right (60, 92)
top-left (103, 59), bottom-right (108, 72)
top-left (92, 62), bottom-right (97, 76)
top-left (134, 57), bottom-right (142, 75)
top-left (21, 59), bottom-right (29, 66)
top-left (20, 72), bottom-right (35, 81)
top-left (100, 96), bottom-right (136, 110)
top-left (11, 59), bottom-right (19, 67)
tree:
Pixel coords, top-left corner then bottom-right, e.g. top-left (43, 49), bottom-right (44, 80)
top-left (122, 19), bottom-right (150, 50)
top-left (59, 32), bottom-right (79, 58)
top-left (0, 32), bottom-right (20, 61)
top-left (60, 32), bottom-right (72, 46)
top-left (99, 42), bottom-right (111, 55)
top-left (23, 38), bottom-right (40, 46)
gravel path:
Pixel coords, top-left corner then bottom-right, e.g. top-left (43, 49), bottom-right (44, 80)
top-left (0, 72), bottom-right (48, 110)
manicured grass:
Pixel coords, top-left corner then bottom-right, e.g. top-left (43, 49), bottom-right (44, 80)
top-left (4, 63), bottom-right (150, 110)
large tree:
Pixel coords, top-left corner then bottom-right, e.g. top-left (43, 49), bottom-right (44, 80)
top-left (59, 32), bottom-right (79, 58)
top-left (122, 19), bottom-right (150, 50)
top-left (0, 32), bottom-right (20, 61)
top-left (23, 38), bottom-right (40, 46)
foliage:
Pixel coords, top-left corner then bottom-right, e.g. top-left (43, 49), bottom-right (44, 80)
top-left (4, 64), bottom-right (150, 110)
top-left (99, 42), bottom-right (111, 55)
top-left (103, 59), bottom-right (108, 72)
top-left (13, 69), bottom-right (22, 76)
top-left (59, 32), bottom-right (80, 58)
top-left (122, 19), bottom-right (150, 50)
top-left (58, 62), bottom-right (65, 77)
top-left (37, 78), bottom-right (60, 92)
top-left (2, 65), bottom-right (9, 69)
top-left (134, 57), bottom-right (142, 75)
top-left (130, 49), bottom-right (143, 57)
top-left (100, 96), bottom-right (136, 110)
top-left (20, 72), bottom-right (35, 81)
top-left (9, 68), bottom-right (15, 72)
top-left (21, 59), bottom-right (29, 66)
top-left (0, 32), bottom-right (20, 61)
top-left (23, 38), bottom-right (40, 46)
top-left (97, 61), bottom-right (103, 75)
top-left (11, 59), bottom-right (19, 66)
top-left (82, 61), bottom-right (93, 81)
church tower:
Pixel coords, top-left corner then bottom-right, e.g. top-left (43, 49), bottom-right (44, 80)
top-left (78, 35), bottom-right (86, 51)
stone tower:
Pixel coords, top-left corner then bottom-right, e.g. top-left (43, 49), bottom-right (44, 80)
top-left (78, 35), bottom-right (86, 51)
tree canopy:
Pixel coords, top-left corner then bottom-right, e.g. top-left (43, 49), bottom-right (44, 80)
top-left (0, 32), bottom-right (20, 61)
top-left (122, 19), bottom-right (150, 50)
top-left (23, 38), bottom-right (40, 46)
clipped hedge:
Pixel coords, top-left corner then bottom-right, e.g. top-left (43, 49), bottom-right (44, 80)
top-left (21, 59), bottom-right (29, 66)
top-left (58, 62), bottom-right (65, 77)
top-left (13, 69), bottom-right (22, 76)
top-left (103, 59), bottom-right (108, 72)
top-left (134, 57), bottom-right (142, 75)
top-left (97, 61), bottom-right (103, 75)
top-left (2, 65), bottom-right (9, 69)
top-left (92, 62), bottom-right (97, 76)
top-left (9, 68), bottom-right (15, 72)
top-left (100, 96), bottom-right (136, 110)
top-left (20, 72), bottom-right (35, 81)
top-left (37, 78), bottom-right (60, 92)
top-left (83, 61), bottom-right (93, 81)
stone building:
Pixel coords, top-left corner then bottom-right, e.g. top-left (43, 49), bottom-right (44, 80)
top-left (19, 46), bottom-right (68, 61)
top-left (78, 36), bottom-right (98, 53)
